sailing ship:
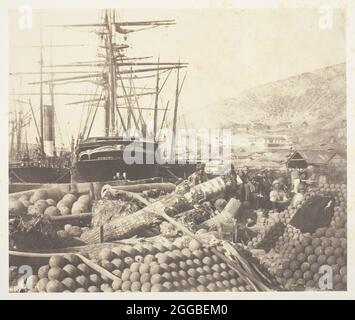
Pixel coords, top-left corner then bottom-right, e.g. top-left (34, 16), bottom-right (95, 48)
top-left (42, 10), bottom-right (198, 183)
top-left (8, 105), bottom-right (70, 184)
top-left (8, 102), bottom-right (71, 184)
top-left (9, 30), bottom-right (71, 184)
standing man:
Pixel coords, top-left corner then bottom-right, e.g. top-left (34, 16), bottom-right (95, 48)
top-left (278, 176), bottom-right (289, 195)
top-left (302, 165), bottom-right (319, 187)
top-left (227, 164), bottom-right (243, 198)
top-left (270, 179), bottom-right (289, 212)
top-left (239, 167), bottom-right (252, 202)
top-left (290, 169), bottom-right (300, 193)
top-left (291, 182), bottom-right (307, 207)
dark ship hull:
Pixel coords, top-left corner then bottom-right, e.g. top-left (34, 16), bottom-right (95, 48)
top-left (9, 165), bottom-right (70, 184)
top-left (71, 137), bottom-right (158, 183)
top-left (72, 159), bottom-right (198, 183)
top-left (71, 137), bottom-right (199, 183)
top-left (72, 159), bottom-right (159, 183)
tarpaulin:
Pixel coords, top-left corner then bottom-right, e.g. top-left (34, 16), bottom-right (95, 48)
top-left (289, 194), bottom-right (335, 233)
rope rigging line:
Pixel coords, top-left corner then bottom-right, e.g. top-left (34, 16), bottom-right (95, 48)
top-left (84, 82), bottom-right (100, 133)
top-left (77, 81), bottom-right (89, 141)
top-left (82, 63), bottom-right (107, 138)
top-left (86, 88), bottom-right (103, 139)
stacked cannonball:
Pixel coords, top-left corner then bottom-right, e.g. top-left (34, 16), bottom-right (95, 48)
top-left (272, 226), bottom-right (347, 291)
top-left (10, 190), bottom-right (93, 245)
top-left (277, 206), bottom-right (300, 225)
top-left (268, 183), bottom-right (347, 291)
top-left (309, 183), bottom-right (346, 202)
top-left (10, 238), bottom-right (259, 293)
top-left (248, 220), bottom-right (286, 252)
top-left (273, 225), bottom-right (310, 256)
top-left (10, 254), bottom-right (111, 293)
top-left (10, 189), bottom-right (61, 217)
top-left (9, 190), bottom-right (92, 218)
top-left (94, 240), bottom-right (254, 292)
top-left (57, 194), bottom-right (92, 216)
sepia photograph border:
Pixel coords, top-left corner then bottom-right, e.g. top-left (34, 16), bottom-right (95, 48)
top-left (0, 0), bottom-right (354, 300)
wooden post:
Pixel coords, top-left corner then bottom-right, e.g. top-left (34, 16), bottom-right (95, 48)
top-left (171, 64), bottom-right (180, 159)
top-left (39, 20), bottom-right (44, 155)
top-left (153, 57), bottom-right (160, 140)
top-left (89, 182), bottom-right (95, 200)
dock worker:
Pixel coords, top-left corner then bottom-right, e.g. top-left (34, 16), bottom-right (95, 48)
top-left (290, 169), bottom-right (300, 193)
top-left (278, 176), bottom-right (289, 195)
top-left (291, 182), bottom-right (306, 207)
top-left (227, 164), bottom-right (243, 198)
top-left (270, 179), bottom-right (289, 212)
top-left (188, 163), bottom-right (208, 186)
top-left (301, 165), bottom-right (319, 187)
top-left (239, 167), bottom-right (252, 202)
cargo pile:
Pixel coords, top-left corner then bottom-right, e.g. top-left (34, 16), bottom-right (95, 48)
top-left (9, 189), bottom-right (92, 217)
top-left (248, 220), bottom-right (286, 252)
top-left (252, 183), bottom-right (347, 291)
top-left (8, 178), bottom-right (347, 293)
top-left (9, 188), bottom-right (94, 251)
top-left (10, 254), bottom-right (110, 293)
top-left (10, 236), bottom-right (279, 292)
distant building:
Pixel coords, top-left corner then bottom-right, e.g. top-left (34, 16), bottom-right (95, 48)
top-left (328, 152), bottom-right (346, 167)
top-left (252, 122), bottom-right (270, 130)
top-left (248, 149), bottom-right (292, 169)
top-left (233, 123), bottom-right (249, 132)
top-left (279, 121), bottom-right (292, 129)
top-left (263, 135), bottom-right (291, 150)
top-left (248, 136), bottom-right (266, 149)
top-left (327, 152), bottom-right (346, 183)
top-left (250, 152), bottom-right (264, 158)
top-left (235, 152), bottom-right (253, 166)
top-left (285, 149), bottom-right (345, 170)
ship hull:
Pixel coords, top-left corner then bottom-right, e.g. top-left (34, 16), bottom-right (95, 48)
top-left (71, 137), bottom-right (200, 183)
top-left (71, 159), bottom-right (159, 183)
top-left (71, 159), bottom-right (198, 183)
top-left (9, 166), bottom-right (70, 184)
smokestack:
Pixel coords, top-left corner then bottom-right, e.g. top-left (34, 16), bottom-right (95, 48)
top-left (43, 104), bottom-right (55, 156)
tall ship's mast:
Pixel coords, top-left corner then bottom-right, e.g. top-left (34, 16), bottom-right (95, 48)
top-left (37, 9), bottom-right (196, 183)
top-left (9, 19), bottom-right (72, 184)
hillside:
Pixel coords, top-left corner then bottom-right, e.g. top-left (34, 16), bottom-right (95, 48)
top-left (185, 63), bottom-right (346, 133)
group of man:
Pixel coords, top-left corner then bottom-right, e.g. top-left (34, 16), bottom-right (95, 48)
top-left (268, 165), bottom-right (319, 212)
top-left (187, 162), bottom-right (319, 215)
top-left (185, 162), bottom-right (321, 244)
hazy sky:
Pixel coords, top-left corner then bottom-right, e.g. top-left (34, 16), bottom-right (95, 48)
top-left (9, 8), bottom-right (345, 148)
